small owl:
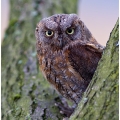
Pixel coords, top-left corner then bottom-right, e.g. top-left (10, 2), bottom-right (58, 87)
top-left (35, 14), bottom-right (103, 116)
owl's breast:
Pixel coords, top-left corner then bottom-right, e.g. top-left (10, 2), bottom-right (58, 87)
top-left (38, 50), bottom-right (86, 103)
top-left (39, 51), bottom-right (68, 83)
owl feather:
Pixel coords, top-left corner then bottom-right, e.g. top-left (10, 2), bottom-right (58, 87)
top-left (35, 14), bottom-right (104, 117)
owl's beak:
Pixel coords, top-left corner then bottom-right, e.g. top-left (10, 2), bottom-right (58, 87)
top-left (58, 37), bottom-right (63, 48)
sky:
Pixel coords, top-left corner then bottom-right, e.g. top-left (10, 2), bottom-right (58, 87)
top-left (1, 0), bottom-right (119, 46)
top-left (78, 0), bottom-right (119, 46)
top-left (1, 0), bottom-right (9, 40)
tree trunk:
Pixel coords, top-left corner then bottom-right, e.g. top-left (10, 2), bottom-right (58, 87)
top-left (70, 19), bottom-right (119, 120)
top-left (2, 0), bottom-right (118, 120)
top-left (1, 0), bottom-right (77, 120)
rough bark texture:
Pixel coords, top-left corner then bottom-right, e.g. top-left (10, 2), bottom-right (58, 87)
top-left (70, 19), bottom-right (119, 120)
top-left (1, 0), bottom-right (77, 120)
top-left (2, 0), bottom-right (119, 120)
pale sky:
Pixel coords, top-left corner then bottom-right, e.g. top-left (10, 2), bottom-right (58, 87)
top-left (1, 0), bottom-right (9, 40)
top-left (78, 0), bottom-right (119, 46)
top-left (1, 0), bottom-right (119, 46)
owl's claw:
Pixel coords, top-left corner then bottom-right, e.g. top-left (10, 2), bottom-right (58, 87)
top-left (54, 97), bottom-right (75, 117)
top-left (63, 117), bottom-right (69, 120)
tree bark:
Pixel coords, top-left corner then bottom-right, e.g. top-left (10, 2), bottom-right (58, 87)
top-left (1, 0), bottom-right (77, 120)
top-left (2, 0), bottom-right (118, 120)
top-left (70, 19), bottom-right (119, 120)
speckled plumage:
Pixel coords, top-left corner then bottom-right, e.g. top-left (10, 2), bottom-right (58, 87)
top-left (35, 14), bottom-right (103, 105)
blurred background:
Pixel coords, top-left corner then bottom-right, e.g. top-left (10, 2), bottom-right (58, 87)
top-left (1, 0), bottom-right (119, 45)
top-left (1, 1), bottom-right (119, 119)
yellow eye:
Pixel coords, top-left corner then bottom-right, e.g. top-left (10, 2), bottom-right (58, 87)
top-left (45, 30), bottom-right (54, 37)
top-left (66, 28), bottom-right (74, 34)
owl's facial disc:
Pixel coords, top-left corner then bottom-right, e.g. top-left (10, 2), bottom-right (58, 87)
top-left (57, 27), bottom-right (75, 49)
top-left (35, 14), bottom-right (82, 50)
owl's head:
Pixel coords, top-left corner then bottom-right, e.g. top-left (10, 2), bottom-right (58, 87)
top-left (35, 14), bottom-right (93, 50)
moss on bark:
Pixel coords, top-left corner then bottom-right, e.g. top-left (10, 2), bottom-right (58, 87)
top-left (2, 0), bottom-right (118, 120)
top-left (1, 0), bottom-right (77, 120)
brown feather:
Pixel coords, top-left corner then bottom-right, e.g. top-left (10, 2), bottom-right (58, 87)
top-left (64, 40), bottom-right (103, 84)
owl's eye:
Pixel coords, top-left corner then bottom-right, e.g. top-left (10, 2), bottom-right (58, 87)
top-left (45, 30), bottom-right (54, 37)
top-left (66, 28), bottom-right (74, 35)
top-left (36, 27), bottom-right (39, 32)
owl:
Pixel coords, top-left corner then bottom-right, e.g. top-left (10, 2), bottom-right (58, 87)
top-left (35, 14), bottom-right (103, 117)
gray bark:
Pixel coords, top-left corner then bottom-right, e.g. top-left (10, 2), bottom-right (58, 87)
top-left (2, 0), bottom-right (118, 120)
top-left (1, 0), bottom-right (77, 120)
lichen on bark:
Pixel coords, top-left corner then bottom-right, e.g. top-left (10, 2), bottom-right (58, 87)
top-left (1, 0), bottom-right (77, 120)
top-left (2, 0), bottom-right (118, 120)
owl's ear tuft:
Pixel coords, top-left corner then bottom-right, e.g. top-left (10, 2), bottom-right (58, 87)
top-left (78, 18), bottom-right (94, 42)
